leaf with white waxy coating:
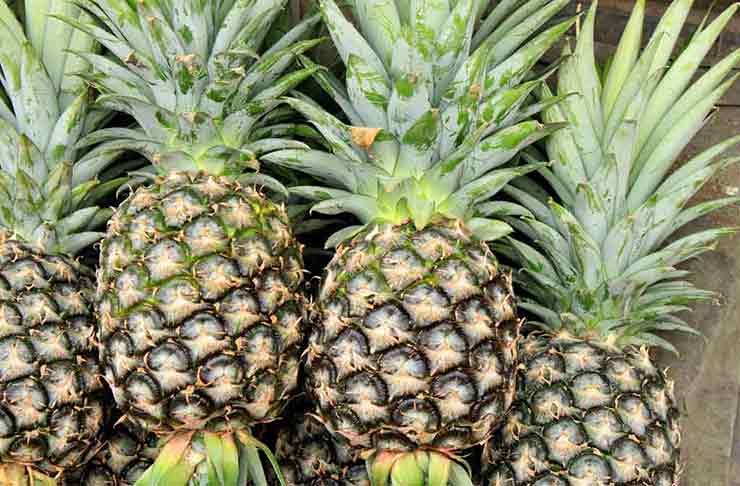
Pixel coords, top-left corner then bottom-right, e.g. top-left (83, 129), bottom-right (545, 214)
top-left (262, 149), bottom-right (361, 193)
top-left (549, 200), bottom-right (604, 290)
top-left (572, 1), bottom-right (603, 139)
top-left (636, 4), bottom-right (738, 152)
top-left (539, 83), bottom-right (587, 194)
top-left (299, 55), bottom-right (364, 126)
top-left (627, 82), bottom-right (728, 211)
top-left (57, 9), bottom-right (155, 82)
top-left (433, 0), bottom-right (475, 103)
top-left (519, 301), bottom-right (563, 328)
top-left (264, 14), bottom-right (321, 58)
top-left (325, 225), bottom-right (365, 248)
top-left (487, 0), bottom-right (569, 69)
top-left (244, 38), bottom-right (325, 96)
top-left (486, 17), bottom-right (576, 96)
top-left (640, 157), bottom-right (739, 254)
top-left (46, 91), bottom-right (88, 167)
top-left (440, 163), bottom-right (545, 218)
top-left (602, 0), bottom-right (644, 117)
top-left (635, 60), bottom-right (740, 179)
top-left (346, 54), bottom-right (391, 130)
top-left (467, 218), bottom-right (513, 242)
top-left (286, 95), bottom-right (367, 164)
top-left (395, 109), bottom-right (440, 176)
top-left (388, 74), bottom-right (432, 140)
top-left (252, 65), bottom-right (321, 103)
top-left (312, 195), bottom-right (379, 223)
top-left (460, 121), bottom-right (562, 185)
top-left (573, 180), bottom-right (608, 244)
top-left (637, 281), bottom-right (714, 308)
top-left (319, 0), bottom-right (388, 83)
top-left (471, 0), bottom-right (521, 49)
top-left (236, 174), bottom-right (289, 200)
top-left (57, 207), bottom-right (99, 236)
top-left (95, 94), bottom-right (172, 141)
top-left (14, 43), bottom-right (59, 152)
top-left (354, 0), bottom-right (401, 67)
top-left (556, 45), bottom-right (602, 179)
top-left (59, 231), bottom-right (106, 256)
top-left (665, 196), bottom-right (740, 240)
top-left (476, 201), bottom-right (533, 219)
top-left (290, 186), bottom-right (354, 201)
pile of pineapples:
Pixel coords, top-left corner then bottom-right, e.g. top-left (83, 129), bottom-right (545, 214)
top-left (0, 0), bottom-right (736, 484)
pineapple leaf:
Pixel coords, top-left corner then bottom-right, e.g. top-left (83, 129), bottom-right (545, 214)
top-left (467, 217), bottom-right (513, 241)
top-left (320, 0), bottom-right (389, 83)
top-left (427, 452), bottom-right (451, 486)
top-left (441, 163), bottom-right (546, 218)
top-left (354, 0), bottom-right (401, 67)
top-left (637, 3), bottom-right (738, 152)
top-left (311, 195), bottom-right (379, 222)
top-left (602, 0), bottom-right (644, 116)
top-left (325, 225), bottom-right (365, 248)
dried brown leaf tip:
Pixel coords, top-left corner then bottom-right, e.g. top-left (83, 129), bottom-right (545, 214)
top-left (351, 127), bottom-right (381, 150)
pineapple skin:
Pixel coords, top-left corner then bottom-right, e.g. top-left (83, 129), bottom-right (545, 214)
top-left (306, 222), bottom-right (519, 452)
top-left (96, 172), bottom-right (306, 434)
top-left (0, 238), bottom-right (106, 475)
top-left (64, 420), bottom-right (158, 486)
top-left (273, 409), bottom-right (368, 486)
top-left (483, 333), bottom-right (680, 485)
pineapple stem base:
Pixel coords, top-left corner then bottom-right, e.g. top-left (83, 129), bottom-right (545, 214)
top-left (368, 450), bottom-right (474, 486)
top-left (134, 429), bottom-right (285, 486)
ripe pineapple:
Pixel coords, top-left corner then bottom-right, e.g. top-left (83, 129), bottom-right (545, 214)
top-left (68, 0), bottom-right (319, 482)
top-left (264, 0), bottom-right (574, 482)
top-left (0, 1), bottom-right (115, 482)
top-left (64, 420), bottom-right (159, 486)
top-left (482, 0), bottom-right (740, 484)
top-left (272, 404), bottom-right (368, 486)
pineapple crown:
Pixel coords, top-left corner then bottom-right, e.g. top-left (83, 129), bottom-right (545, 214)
top-left (499, 0), bottom-right (740, 352)
top-left (264, 0), bottom-right (575, 247)
top-left (64, 0), bottom-right (322, 185)
top-left (0, 0), bottom-right (119, 255)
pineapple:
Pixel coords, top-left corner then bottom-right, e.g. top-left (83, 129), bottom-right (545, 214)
top-left (482, 0), bottom-right (740, 484)
top-left (272, 403), bottom-right (368, 486)
top-left (64, 419), bottom-right (159, 486)
top-left (0, 1), bottom-right (116, 482)
top-left (67, 0), bottom-right (320, 482)
top-left (263, 0), bottom-right (574, 483)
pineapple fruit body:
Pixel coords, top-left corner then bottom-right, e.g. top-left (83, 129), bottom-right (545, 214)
top-left (307, 223), bottom-right (519, 452)
top-left (0, 238), bottom-right (106, 475)
top-left (484, 334), bottom-right (679, 485)
top-left (273, 408), bottom-right (368, 486)
top-left (65, 420), bottom-right (159, 485)
top-left (96, 173), bottom-right (306, 434)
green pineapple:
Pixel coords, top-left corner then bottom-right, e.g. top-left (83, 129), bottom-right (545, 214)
top-left (0, 1), bottom-right (117, 482)
top-left (63, 0), bottom-right (321, 483)
top-left (482, 0), bottom-right (739, 484)
top-left (263, 0), bottom-right (574, 483)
